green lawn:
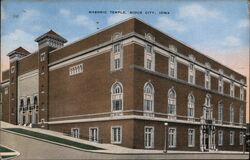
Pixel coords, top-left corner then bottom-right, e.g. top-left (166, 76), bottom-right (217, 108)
top-left (2, 155), bottom-right (16, 159)
top-left (0, 145), bottom-right (14, 152)
top-left (4, 128), bottom-right (103, 150)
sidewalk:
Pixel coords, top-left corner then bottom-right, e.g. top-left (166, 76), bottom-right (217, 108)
top-left (0, 121), bottom-right (249, 155)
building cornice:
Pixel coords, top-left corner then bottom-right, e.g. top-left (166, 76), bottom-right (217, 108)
top-left (48, 33), bottom-right (246, 88)
top-left (47, 114), bottom-right (246, 129)
top-left (1, 80), bottom-right (10, 87)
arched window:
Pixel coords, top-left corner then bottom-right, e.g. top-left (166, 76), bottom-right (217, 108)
top-left (34, 96), bottom-right (38, 106)
top-left (144, 82), bottom-right (154, 113)
top-left (205, 94), bottom-right (211, 107)
top-left (230, 104), bottom-right (234, 124)
top-left (34, 96), bottom-right (38, 111)
top-left (20, 99), bottom-right (24, 108)
top-left (239, 105), bottom-right (244, 124)
top-left (218, 101), bottom-right (223, 123)
top-left (168, 88), bottom-right (176, 116)
top-left (187, 93), bottom-right (195, 119)
top-left (27, 98), bottom-right (31, 110)
top-left (204, 94), bottom-right (212, 120)
top-left (111, 82), bottom-right (123, 112)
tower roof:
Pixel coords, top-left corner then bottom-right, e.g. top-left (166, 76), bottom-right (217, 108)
top-left (7, 47), bottom-right (31, 57)
top-left (35, 30), bottom-right (67, 43)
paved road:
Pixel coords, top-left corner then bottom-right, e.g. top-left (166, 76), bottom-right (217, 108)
top-left (0, 130), bottom-right (249, 159)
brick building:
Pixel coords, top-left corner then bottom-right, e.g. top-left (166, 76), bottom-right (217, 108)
top-left (1, 18), bottom-right (247, 151)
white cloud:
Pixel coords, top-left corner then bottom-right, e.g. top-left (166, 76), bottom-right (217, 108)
top-left (1, 29), bottom-right (36, 56)
top-left (156, 16), bottom-right (186, 33)
top-left (221, 36), bottom-right (241, 47)
top-left (59, 9), bottom-right (71, 17)
top-left (179, 3), bottom-right (223, 21)
top-left (238, 19), bottom-right (249, 28)
top-left (107, 14), bottom-right (132, 25)
top-left (74, 15), bottom-right (97, 31)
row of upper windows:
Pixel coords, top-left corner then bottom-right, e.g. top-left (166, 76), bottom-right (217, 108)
top-left (109, 43), bottom-right (245, 101)
top-left (19, 96), bottom-right (38, 108)
top-left (111, 81), bottom-right (244, 124)
top-left (143, 44), bottom-right (245, 101)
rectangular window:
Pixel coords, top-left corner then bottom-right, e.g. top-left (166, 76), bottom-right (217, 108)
top-left (205, 71), bottom-right (210, 89)
top-left (146, 44), bottom-right (152, 54)
top-left (69, 64), bottom-right (83, 76)
top-left (40, 52), bottom-right (46, 62)
top-left (240, 86), bottom-right (244, 100)
top-left (112, 99), bottom-right (122, 111)
top-left (218, 77), bottom-right (223, 93)
top-left (170, 68), bottom-right (175, 77)
top-left (168, 128), bottom-right (176, 148)
top-left (111, 126), bottom-right (122, 144)
top-left (144, 127), bottom-right (154, 148)
top-left (112, 43), bottom-right (123, 71)
top-left (218, 103), bottom-right (223, 123)
top-left (188, 129), bottom-right (195, 147)
top-left (146, 59), bottom-right (152, 70)
top-left (230, 106), bottom-right (234, 124)
top-left (189, 75), bottom-right (194, 84)
top-left (169, 55), bottom-right (176, 78)
top-left (170, 55), bottom-right (175, 62)
top-left (230, 131), bottom-right (234, 145)
top-left (239, 106), bottom-right (244, 124)
top-left (230, 82), bottom-right (234, 97)
top-left (218, 130), bottom-right (223, 146)
top-left (144, 44), bottom-right (154, 71)
top-left (71, 128), bottom-right (80, 138)
top-left (114, 43), bottom-right (121, 53)
top-left (239, 132), bottom-right (244, 145)
top-left (114, 58), bottom-right (121, 69)
top-left (89, 127), bottom-right (99, 142)
top-left (188, 64), bottom-right (195, 84)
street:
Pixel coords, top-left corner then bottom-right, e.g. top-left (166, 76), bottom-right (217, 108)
top-left (0, 130), bottom-right (249, 159)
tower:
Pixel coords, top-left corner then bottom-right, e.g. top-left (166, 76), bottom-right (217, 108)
top-left (7, 47), bottom-right (30, 124)
top-left (35, 30), bottom-right (67, 129)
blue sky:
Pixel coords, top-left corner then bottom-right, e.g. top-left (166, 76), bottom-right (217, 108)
top-left (1, 0), bottom-right (249, 76)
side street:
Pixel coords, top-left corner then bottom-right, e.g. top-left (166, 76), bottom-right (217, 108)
top-left (0, 121), bottom-right (249, 159)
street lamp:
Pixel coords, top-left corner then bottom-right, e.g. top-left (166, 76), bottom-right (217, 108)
top-left (164, 122), bottom-right (168, 153)
top-left (243, 134), bottom-right (245, 154)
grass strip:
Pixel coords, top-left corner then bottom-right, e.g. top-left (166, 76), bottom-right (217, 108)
top-left (0, 145), bottom-right (14, 152)
top-left (2, 155), bottom-right (16, 159)
top-left (4, 128), bottom-right (103, 150)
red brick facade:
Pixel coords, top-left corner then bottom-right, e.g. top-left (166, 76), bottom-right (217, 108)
top-left (1, 18), bottom-right (247, 152)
